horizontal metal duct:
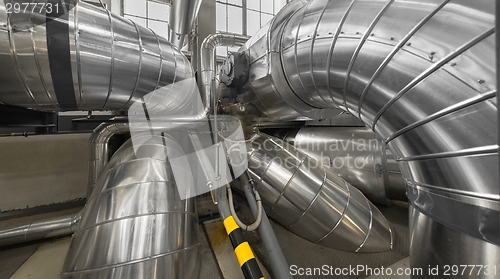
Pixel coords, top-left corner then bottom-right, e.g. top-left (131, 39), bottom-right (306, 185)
top-left (0, 0), bottom-right (193, 112)
top-left (247, 133), bottom-right (393, 253)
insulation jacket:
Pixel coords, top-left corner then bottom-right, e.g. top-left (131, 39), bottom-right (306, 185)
top-left (239, 0), bottom-right (498, 275)
top-left (267, 127), bottom-right (406, 205)
top-left (61, 134), bottom-right (200, 279)
top-left (247, 133), bottom-right (393, 253)
top-left (0, 0), bottom-right (193, 111)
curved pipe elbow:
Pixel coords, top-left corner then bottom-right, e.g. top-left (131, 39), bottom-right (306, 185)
top-left (241, 0), bottom-right (498, 248)
top-left (199, 33), bottom-right (250, 114)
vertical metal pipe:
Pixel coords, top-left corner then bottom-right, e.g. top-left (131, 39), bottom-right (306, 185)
top-left (238, 0), bottom-right (499, 274)
top-left (0, 212), bottom-right (81, 247)
top-left (87, 122), bottom-right (130, 198)
top-left (265, 127), bottom-right (407, 205)
top-left (169, 0), bottom-right (203, 49)
top-left (200, 33), bottom-right (250, 116)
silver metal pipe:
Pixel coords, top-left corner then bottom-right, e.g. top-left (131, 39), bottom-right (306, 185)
top-left (0, 0), bottom-right (193, 112)
top-left (247, 133), bottom-right (393, 253)
top-left (130, 32), bottom-right (250, 122)
top-left (239, 173), bottom-right (292, 279)
top-left (87, 122), bottom-right (130, 199)
top-left (62, 134), bottom-right (201, 279)
top-left (216, 196), bottom-right (266, 279)
top-left (266, 127), bottom-right (406, 205)
top-left (0, 212), bottom-right (81, 247)
top-left (87, 119), bottom-right (220, 200)
top-left (200, 33), bottom-right (250, 116)
top-left (237, 0), bottom-right (340, 121)
top-left (169, 0), bottom-right (203, 49)
top-left (239, 0), bottom-right (499, 272)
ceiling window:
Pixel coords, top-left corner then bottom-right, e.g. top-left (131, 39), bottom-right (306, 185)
top-left (216, 0), bottom-right (287, 56)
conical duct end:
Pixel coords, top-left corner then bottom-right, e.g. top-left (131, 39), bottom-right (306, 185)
top-left (248, 134), bottom-right (393, 253)
top-left (357, 204), bottom-right (393, 253)
top-left (313, 182), bottom-right (392, 253)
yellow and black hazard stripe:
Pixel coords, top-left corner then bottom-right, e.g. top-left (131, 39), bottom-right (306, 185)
top-left (223, 216), bottom-right (265, 279)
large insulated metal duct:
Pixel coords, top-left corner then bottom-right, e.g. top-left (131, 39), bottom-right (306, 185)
top-left (239, 0), bottom-right (498, 276)
top-left (0, 0), bottom-right (193, 112)
top-left (247, 133), bottom-right (393, 253)
top-left (61, 133), bottom-right (200, 279)
top-left (267, 127), bottom-right (406, 205)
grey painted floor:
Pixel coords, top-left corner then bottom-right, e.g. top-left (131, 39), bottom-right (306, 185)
top-left (0, 196), bottom-right (410, 279)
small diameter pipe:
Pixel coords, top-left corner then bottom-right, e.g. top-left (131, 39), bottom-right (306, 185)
top-left (239, 173), bottom-right (292, 279)
top-left (0, 212), bottom-right (81, 247)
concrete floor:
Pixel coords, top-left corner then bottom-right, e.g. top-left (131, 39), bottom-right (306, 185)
top-left (2, 227), bottom-right (410, 279)
top-left (9, 238), bottom-right (71, 279)
top-left (0, 195), bottom-right (410, 279)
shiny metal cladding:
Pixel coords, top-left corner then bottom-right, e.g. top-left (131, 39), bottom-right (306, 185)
top-left (169, 0), bottom-right (202, 48)
top-left (247, 133), bottom-right (392, 253)
top-left (267, 127), bottom-right (406, 205)
top-left (61, 134), bottom-right (200, 279)
top-left (239, 0), bottom-right (498, 275)
top-left (0, 212), bottom-right (81, 247)
top-left (0, 0), bottom-right (193, 111)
